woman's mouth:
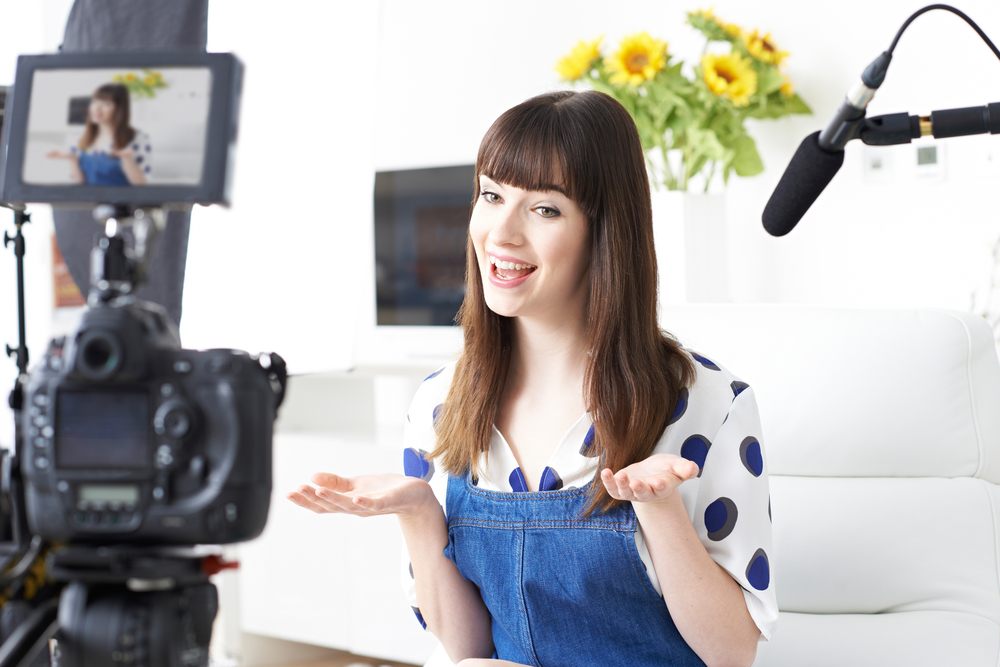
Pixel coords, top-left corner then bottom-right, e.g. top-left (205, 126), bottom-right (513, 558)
top-left (488, 256), bottom-right (537, 288)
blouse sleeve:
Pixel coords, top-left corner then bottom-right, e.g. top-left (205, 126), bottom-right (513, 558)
top-left (693, 384), bottom-right (778, 642)
top-left (398, 367), bottom-right (451, 631)
top-left (130, 131), bottom-right (153, 179)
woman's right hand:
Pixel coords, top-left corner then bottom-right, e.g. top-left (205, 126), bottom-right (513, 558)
top-left (287, 472), bottom-right (435, 519)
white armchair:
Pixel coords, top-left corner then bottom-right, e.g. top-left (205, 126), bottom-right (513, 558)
top-left (661, 303), bottom-right (1000, 666)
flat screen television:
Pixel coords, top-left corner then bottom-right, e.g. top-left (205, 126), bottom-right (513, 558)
top-left (353, 164), bottom-right (473, 368)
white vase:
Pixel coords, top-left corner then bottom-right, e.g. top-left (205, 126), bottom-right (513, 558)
top-left (650, 189), bottom-right (730, 306)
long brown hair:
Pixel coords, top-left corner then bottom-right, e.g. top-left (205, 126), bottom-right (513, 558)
top-left (430, 90), bottom-right (696, 518)
top-left (78, 83), bottom-right (136, 151)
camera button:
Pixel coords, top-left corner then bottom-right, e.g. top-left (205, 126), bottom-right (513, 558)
top-left (32, 436), bottom-right (46, 448)
top-left (31, 415), bottom-right (45, 428)
top-left (173, 360), bottom-right (193, 374)
top-left (160, 383), bottom-right (176, 397)
top-left (33, 457), bottom-right (49, 470)
top-left (152, 486), bottom-right (165, 501)
top-left (41, 426), bottom-right (54, 439)
top-left (32, 394), bottom-right (49, 407)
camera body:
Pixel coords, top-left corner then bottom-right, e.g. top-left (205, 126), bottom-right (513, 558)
top-left (21, 295), bottom-right (274, 545)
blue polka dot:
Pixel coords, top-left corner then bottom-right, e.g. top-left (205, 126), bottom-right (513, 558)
top-left (132, 143), bottom-right (139, 150)
top-left (145, 144), bottom-right (151, 151)
top-left (408, 562), bottom-right (414, 578)
top-left (691, 351), bottom-right (720, 371)
top-left (538, 467), bottom-right (563, 491)
top-left (136, 155), bottom-right (143, 164)
top-left (668, 387), bottom-right (689, 425)
top-left (509, 467), bottom-right (529, 492)
top-left (746, 549), bottom-right (770, 590)
top-left (411, 606), bottom-right (427, 629)
top-left (740, 436), bottom-right (763, 477)
top-left (403, 448), bottom-right (434, 481)
top-left (679, 434), bottom-right (711, 477)
top-left (705, 497), bottom-right (738, 541)
top-left (768, 496), bottom-right (772, 522)
top-left (579, 424), bottom-right (597, 457)
top-left (143, 166), bottom-right (151, 173)
top-left (432, 404), bottom-right (443, 427)
top-left (731, 381), bottom-right (749, 399)
top-left (424, 366), bottom-right (445, 381)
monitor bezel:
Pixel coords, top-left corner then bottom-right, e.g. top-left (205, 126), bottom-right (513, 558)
top-left (0, 51), bottom-right (242, 207)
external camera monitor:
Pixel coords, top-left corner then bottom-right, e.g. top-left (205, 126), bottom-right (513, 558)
top-left (0, 51), bottom-right (242, 206)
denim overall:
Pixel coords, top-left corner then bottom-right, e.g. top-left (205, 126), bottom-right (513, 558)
top-left (78, 151), bottom-right (130, 186)
top-left (443, 470), bottom-right (707, 666)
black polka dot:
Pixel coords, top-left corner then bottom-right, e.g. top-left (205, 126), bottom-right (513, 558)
top-left (509, 467), bottom-right (528, 492)
top-left (680, 434), bottom-right (711, 477)
top-left (136, 155), bottom-right (143, 164)
top-left (768, 496), bottom-right (771, 522)
top-left (411, 606), bottom-right (427, 629)
top-left (132, 143), bottom-right (139, 150)
top-left (668, 387), bottom-right (689, 425)
top-left (731, 381), bottom-right (749, 399)
top-left (538, 467), bottom-right (563, 491)
top-left (705, 496), bottom-right (738, 541)
top-left (740, 436), bottom-right (764, 477)
top-left (691, 351), bottom-right (720, 370)
top-left (403, 448), bottom-right (434, 481)
top-left (408, 562), bottom-right (414, 578)
top-left (579, 424), bottom-right (598, 457)
top-left (746, 549), bottom-right (770, 590)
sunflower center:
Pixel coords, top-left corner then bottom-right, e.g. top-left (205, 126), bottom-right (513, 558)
top-left (716, 66), bottom-right (736, 84)
top-left (626, 52), bottom-right (649, 72)
top-left (762, 40), bottom-right (775, 53)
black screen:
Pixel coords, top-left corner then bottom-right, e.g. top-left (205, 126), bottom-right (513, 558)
top-left (55, 390), bottom-right (149, 468)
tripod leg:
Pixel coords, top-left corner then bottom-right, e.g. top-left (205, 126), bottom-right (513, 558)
top-left (0, 597), bottom-right (58, 667)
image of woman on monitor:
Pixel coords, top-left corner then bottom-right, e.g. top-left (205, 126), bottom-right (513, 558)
top-left (46, 82), bottom-right (152, 186)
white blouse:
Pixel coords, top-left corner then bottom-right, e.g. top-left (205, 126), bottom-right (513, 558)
top-left (400, 346), bottom-right (778, 643)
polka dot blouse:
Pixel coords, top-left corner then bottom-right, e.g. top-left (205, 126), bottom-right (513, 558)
top-left (400, 346), bottom-right (778, 643)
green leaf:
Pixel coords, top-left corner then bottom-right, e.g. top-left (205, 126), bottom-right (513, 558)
top-left (731, 134), bottom-right (764, 176)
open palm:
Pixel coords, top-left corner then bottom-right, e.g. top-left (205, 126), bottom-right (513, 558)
top-left (288, 472), bottom-right (433, 518)
top-left (600, 453), bottom-right (699, 504)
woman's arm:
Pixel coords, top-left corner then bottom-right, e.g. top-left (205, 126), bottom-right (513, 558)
top-left (289, 473), bottom-right (494, 662)
top-left (114, 148), bottom-right (147, 185)
top-left (398, 492), bottom-right (495, 662)
top-left (603, 456), bottom-right (760, 667)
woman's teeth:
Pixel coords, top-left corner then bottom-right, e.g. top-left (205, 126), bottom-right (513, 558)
top-left (489, 256), bottom-right (536, 271)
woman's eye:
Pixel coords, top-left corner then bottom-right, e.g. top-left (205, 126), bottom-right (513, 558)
top-left (536, 206), bottom-right (559, 218)
top-left (480, 190), bottom-right (500, 204)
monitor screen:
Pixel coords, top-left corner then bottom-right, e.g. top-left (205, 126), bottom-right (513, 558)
top-left (23, 67), bottom-right (211, 187)
top-left (373, 164), bottom-right (472, 326)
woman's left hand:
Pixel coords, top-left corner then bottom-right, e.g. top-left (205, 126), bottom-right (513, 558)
top-left (600, 453), bottom-right (699, 505)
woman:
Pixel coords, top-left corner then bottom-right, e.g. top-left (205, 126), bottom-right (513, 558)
top-left (289, 90), bottom-right (776, 667)
top-left (46, 82), bottom-right (152, 186)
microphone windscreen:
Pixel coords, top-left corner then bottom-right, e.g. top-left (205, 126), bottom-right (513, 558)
top-left (762, 131), bottom-right (845, 237)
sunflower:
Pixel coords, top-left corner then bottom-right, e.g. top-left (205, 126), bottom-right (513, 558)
top-left (702, 52), bottom-right (758, 106)
top-left (745, 30), bottom-right (788, 66)
top-left (604, 32), bottom-right (668, 87)
top-left (555, 37), bottom-right (603, 82)
top-left (722, 21), bottom-right (744, 39)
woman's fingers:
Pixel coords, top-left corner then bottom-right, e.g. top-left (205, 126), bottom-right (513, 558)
top-left (312, 472), bottom-right (352, 491)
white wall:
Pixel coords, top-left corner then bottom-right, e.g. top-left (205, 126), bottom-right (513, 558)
top-left (372, 0), bottom-right (1000, 316)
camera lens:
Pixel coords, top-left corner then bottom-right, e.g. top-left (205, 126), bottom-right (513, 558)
top-left (76, 330), bottom-right (123, 380)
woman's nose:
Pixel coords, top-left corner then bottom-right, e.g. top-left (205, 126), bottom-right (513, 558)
top-left (487, 207), bottom-right (524, 245)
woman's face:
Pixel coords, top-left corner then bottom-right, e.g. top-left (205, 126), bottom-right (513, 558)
top-left (88, 97), bottom-right (115, 125)
top-left (469, 173), bottom-right (590, 322)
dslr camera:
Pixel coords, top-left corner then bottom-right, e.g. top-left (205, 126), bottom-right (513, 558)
top-left (0, 51), bottom-right (287, 666)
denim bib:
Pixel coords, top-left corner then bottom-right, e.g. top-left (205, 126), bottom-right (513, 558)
top-left (78, 151), bottom-right (130, 186)
top-left (443, 471), bottom-right (706, 666)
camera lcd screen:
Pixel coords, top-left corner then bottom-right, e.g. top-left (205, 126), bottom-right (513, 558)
top-left (23, 67), bottom-right (211, 187)
top-left (78, 484), bottom-right (140, 505)
top-left (55, 390), bottom-right (150, 469)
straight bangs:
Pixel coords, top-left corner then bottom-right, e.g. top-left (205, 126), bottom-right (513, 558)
top-left (473, 97), bottom-right (600, 222)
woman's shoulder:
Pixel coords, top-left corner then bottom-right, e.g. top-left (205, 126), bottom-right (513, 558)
top-left (405, 359), bottom-right (459, 427)
top-left (670, 345), bottom-right (753, 434)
